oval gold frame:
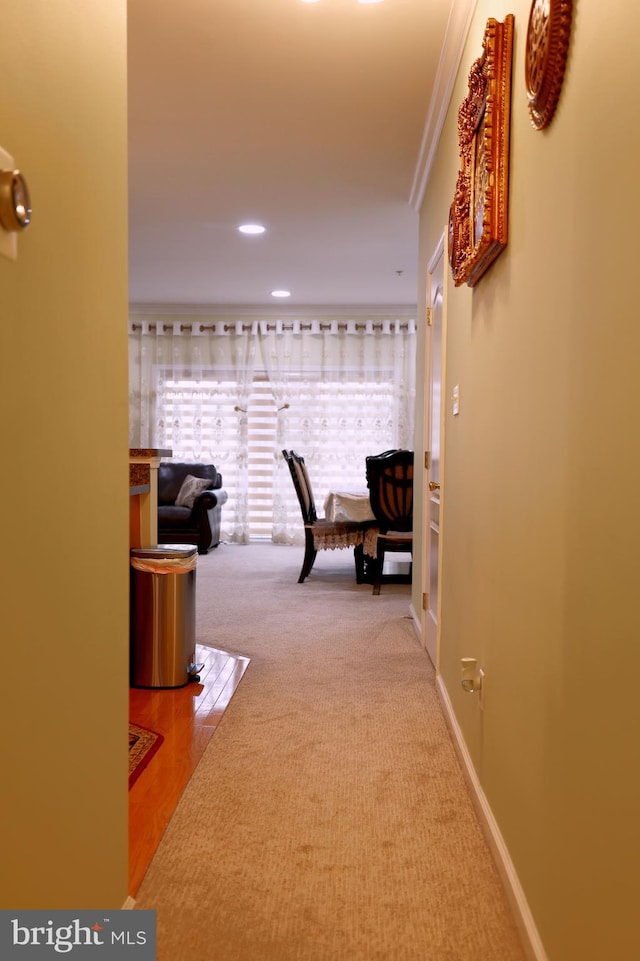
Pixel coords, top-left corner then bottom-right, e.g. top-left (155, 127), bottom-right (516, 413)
top-left (525, 0), bottom-right (573, 130)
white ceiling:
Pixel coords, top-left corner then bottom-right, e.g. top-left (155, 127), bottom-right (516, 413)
top-left (127, 0), bottom-right (456, 310)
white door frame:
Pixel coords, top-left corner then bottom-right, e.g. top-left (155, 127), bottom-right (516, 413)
top-left (421, 232), bottom-right (447, 670)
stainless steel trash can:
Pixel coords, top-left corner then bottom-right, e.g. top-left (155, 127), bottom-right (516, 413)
top-left (130, 544), bottom-right (202, 688)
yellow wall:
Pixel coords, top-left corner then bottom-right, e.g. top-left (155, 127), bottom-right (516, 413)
top-left (0, 1), bottom-right (129, 906)
top-left (418, 2), bottom-right (640, 959)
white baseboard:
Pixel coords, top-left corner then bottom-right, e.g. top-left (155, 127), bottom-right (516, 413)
top-left (436, 675), bottom-right (549, 961)
top-left (408, 602), bottom-right (422, 643)
top-left (122, 896), bottom-right (136, 910)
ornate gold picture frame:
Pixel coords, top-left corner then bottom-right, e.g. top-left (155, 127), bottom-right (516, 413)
top-left (449, 15), bottom-right (514, 288)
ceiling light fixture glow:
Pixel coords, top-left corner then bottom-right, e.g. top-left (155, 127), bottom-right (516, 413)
top-left (271, 290), bottom-right (291, 298)
top-left (238, 223), bottom-right (266, 235)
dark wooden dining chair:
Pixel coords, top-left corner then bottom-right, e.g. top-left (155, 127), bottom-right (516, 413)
top-left (365, 449), bottom-right (414, 595)
top-left (282, 449), bottom-right (371, 583)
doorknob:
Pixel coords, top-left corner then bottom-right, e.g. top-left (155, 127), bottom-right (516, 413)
top-left (428, 481), bottom-right (440, 492)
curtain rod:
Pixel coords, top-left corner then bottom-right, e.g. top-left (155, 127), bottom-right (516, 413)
top-left (130, 321), bottom-right (414, 334)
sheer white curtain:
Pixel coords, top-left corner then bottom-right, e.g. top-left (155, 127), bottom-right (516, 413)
top-left (129, 313), bottom-right (416, 544)
top-left (129, 318), bottom-right (257, 542)
top-left (259, 318), bottom-right (416, 544)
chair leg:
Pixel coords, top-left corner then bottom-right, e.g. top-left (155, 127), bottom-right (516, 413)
top-left (354, 544), bottom-right (365, 583)
top-left (372, 544), bottom-right (385, 595)
top-left (299, 530), bottom-right (317, 583)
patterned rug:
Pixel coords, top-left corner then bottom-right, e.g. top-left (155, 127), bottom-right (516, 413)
top-left (129, 722), bottom-right (164, 788)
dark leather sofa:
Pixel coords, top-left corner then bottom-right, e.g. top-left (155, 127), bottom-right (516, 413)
top-left (157, 462), bottom-right (228, 554)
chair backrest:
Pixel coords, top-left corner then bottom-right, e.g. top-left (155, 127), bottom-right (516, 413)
top-left (365, 449), bottom-right (414, 533)
top-left (282, 450), bottom-right (317, 524)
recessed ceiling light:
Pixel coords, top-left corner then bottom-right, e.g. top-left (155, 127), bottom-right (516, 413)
top-left (238, 223), bottom-right (266, 235)
top-left (271, 290), bottom-right (291, 298)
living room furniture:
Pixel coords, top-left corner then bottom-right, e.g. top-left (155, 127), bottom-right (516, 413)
top-left (365, 449), bottom-right (414, 595)
top-left (282, 449), bottom-right (373, 583)
top-left (157, 462), bottom-right (228, 554)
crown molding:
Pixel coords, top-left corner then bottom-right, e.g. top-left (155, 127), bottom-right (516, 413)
top-left (409, 0), bottom-right (478, 212)
top-left (129, 303), bottom-right (417, 319)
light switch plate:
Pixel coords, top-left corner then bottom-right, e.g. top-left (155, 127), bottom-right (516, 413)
top-left (0, 145), bottom-right (18, 261)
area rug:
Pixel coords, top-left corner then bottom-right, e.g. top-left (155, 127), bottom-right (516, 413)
top-left (129, 722), bottom-right (164, 788)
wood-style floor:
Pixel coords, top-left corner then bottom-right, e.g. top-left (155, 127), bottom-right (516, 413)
top-left (128, 644), bottom-right (250, 896)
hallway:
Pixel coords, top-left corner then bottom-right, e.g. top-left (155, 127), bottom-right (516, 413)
top-left (132, 543), bottom-right (526, 961)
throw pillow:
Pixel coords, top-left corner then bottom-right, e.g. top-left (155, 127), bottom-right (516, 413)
top-left (175, 474), bottom-right (213, 509)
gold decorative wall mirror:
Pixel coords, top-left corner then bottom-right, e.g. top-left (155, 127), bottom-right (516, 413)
top-left (449, 15), bottom-right (514, 288)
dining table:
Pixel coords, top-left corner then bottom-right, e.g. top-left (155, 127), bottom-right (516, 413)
top-left (323, 489), bottom-right (375, 523)
top-left (323, 489), bottom-right (379, 559)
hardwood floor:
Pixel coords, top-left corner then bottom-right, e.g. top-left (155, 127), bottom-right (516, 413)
top-left (128, 643), bottom-right (250, 896)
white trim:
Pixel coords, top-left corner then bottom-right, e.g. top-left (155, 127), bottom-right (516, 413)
top-left (408, 601), bottom-right (422, 643)
top-left (436, 675), bottom-right (550, 961)
top-left (409, 0), bottom-right (479, 211)
top-left (423, 230), bottom-right (447, 673)
top-left (129, 303), bottom-right (417, 319)
top-left (121, 896), bottom-right (136, 910)
top-left (427, 232), bottom-right (446, 274)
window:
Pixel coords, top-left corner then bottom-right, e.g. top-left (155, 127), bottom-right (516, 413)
top-left (157, 369), bottom-right (399, 540)
top-left (130, 315), bottom-right (416, 544)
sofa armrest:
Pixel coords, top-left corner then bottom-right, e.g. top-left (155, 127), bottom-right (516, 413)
top-left (193, 487), bottom-right (228, 512)
top-left (187, 487), bottom-right (227, 552)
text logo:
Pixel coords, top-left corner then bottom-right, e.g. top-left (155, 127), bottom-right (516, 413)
top-left (0, 911), bottom-right (156, 959)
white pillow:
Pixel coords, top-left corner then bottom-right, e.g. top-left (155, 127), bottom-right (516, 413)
top-left (175, 474), bottom-right (212, 509)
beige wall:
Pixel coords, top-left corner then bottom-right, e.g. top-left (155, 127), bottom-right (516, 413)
top-left (417, 2), bottom-right (640, 959)
top-left (0, 2), bottom-right (129, 906)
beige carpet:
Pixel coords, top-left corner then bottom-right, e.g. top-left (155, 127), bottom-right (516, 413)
top-left (134, 543), bottom-right (526, 961)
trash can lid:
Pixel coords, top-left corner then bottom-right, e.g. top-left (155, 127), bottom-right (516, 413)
top-left (131, 544), bottom-right (198, 559)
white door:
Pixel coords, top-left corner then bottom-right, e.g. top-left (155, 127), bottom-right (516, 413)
top-left (423, 237), bottom-right (445, 668)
